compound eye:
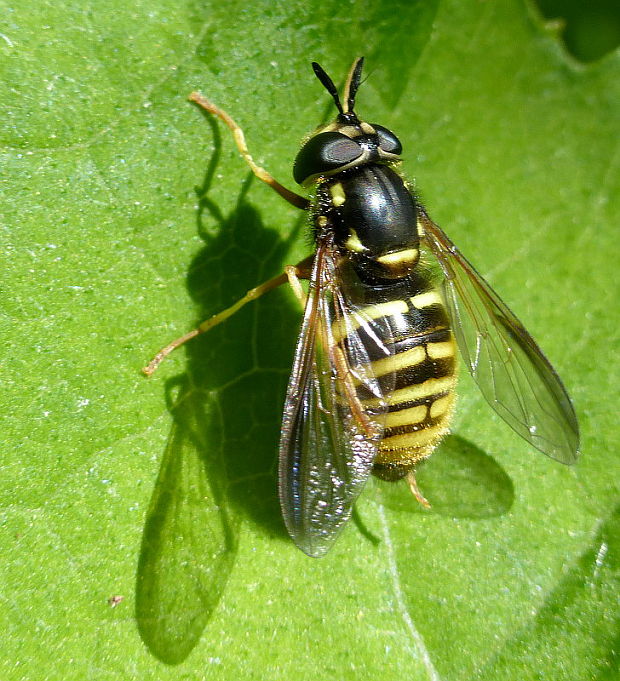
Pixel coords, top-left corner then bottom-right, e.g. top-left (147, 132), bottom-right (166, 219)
top-left (371, 124), bottom-right (402, 155)
top-left (293, 132), bottom-right (362, 185)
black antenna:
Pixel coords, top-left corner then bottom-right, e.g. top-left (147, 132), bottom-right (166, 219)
top-left (346, 57), bottom-right (364, 113)
top-left (311, 62), bottom-right (344, 115)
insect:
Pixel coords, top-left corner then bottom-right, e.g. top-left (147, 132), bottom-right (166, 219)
top-left (144, 58), bottom-right (580, 557)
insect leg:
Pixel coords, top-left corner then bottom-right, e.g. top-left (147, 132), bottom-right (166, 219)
top-left (330, 342), bottom-right (381, 439)
top-left (143, 255), bottom-right (313, 376)
top-left (284, 265), bottom-right (308, 307)
top-left (406, 470), bottom-right (431, 509)
top-left (189, 92), bottom-right (310, 211)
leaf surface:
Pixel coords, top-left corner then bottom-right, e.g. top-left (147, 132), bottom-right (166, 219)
top-left (1, 0), bottom-right (618, 678)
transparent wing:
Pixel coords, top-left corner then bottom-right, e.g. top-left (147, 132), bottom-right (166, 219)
top-left (278, 241), bottom-right (393, 557)
top-left (419, 208), bottom-right (579, 464)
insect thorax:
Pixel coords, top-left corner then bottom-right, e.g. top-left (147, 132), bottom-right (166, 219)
top-left (314, 163), bottom-right (421, 282)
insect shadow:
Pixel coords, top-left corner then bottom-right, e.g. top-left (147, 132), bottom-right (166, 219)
top-left (135, 115), bottom-right (304, 664)
top-left (377, 433), bottom-right (515, 519)
top-left (351, 433), bottom-right (515, 548)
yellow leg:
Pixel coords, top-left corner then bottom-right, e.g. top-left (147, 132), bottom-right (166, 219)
top-left (407, 470), bottom-right (431, 509)
top-left (189, 92), bottom-right (310, 211)
top-left (143, 256), bottom-right (313, 376)
top-left (284, 265), bottom-right (307, 307)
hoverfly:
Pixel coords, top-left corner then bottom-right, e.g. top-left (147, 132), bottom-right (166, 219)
top-left (144, 58), bottom-right (580, 557)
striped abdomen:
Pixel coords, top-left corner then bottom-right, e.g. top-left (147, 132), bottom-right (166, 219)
top-left (335, 272), bottom-right (457, 480)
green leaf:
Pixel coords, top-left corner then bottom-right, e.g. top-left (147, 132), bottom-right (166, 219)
top-left (1, 0), bottom-right (618, 679)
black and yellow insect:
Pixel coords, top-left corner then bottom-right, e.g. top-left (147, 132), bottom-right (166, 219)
top-left (145, 58), bottom-right (580, 557)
